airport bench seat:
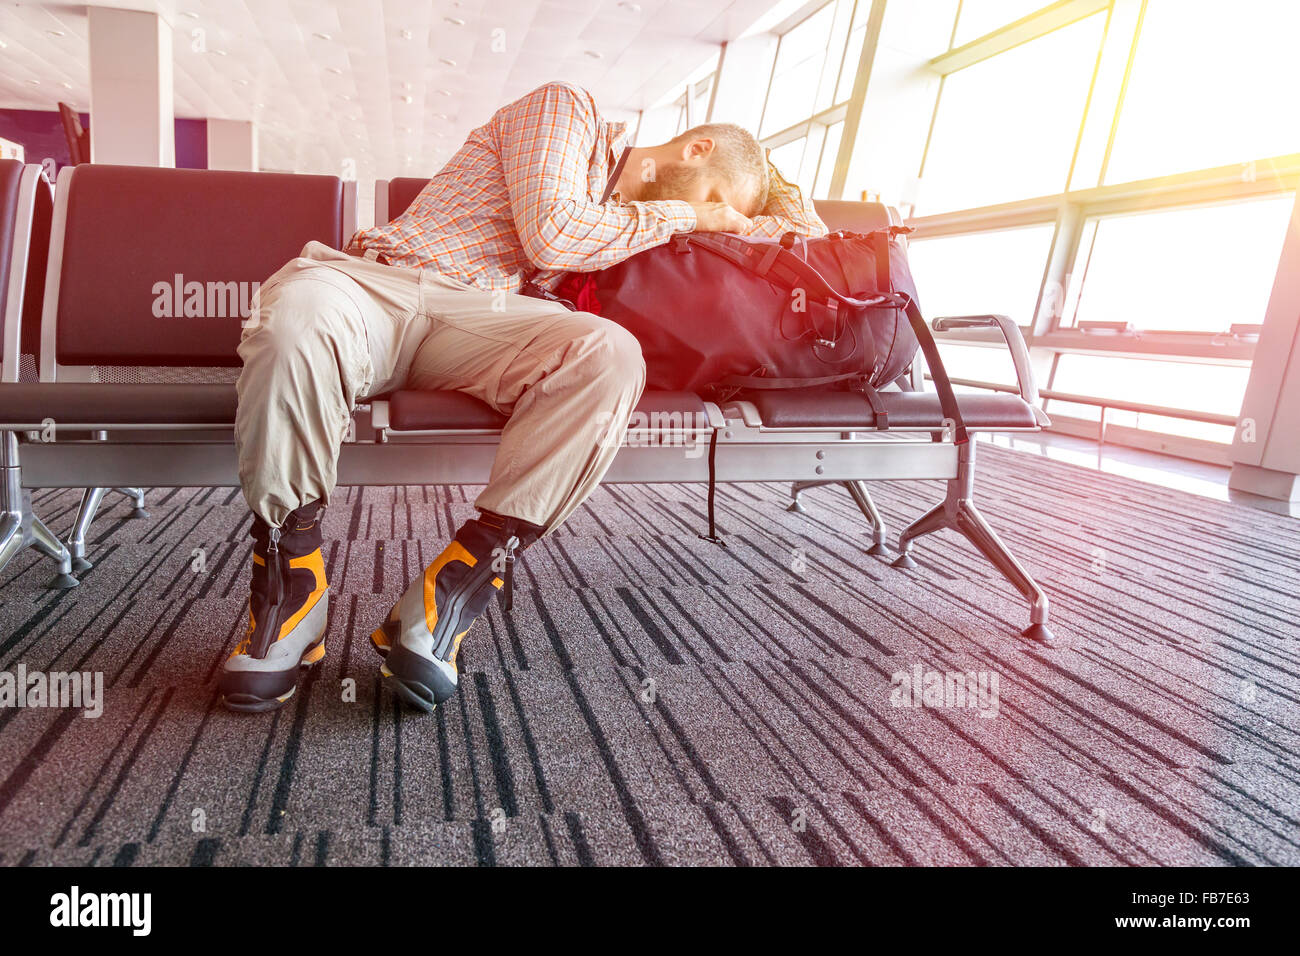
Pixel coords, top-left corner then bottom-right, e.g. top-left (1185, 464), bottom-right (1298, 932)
top-left (0, 163), bottom-right (1056, 644)
top-left (737, 389), bottom-right (1044, 431)
top-left (0, 383), bottom-right (710, 432)
top-left (0, 382), bottom-right (237, 427)
top-left (382, 387), bottom-right (709, 433)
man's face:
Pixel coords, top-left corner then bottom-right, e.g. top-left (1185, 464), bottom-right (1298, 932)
top-left (636, 140), bottom-right (762, 215)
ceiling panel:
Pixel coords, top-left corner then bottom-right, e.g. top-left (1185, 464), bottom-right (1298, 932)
top-left (0, 0), bottom-right (782, 220)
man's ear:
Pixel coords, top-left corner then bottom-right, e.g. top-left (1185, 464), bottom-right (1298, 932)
top-left (682, 137), bottom-right (715, 164)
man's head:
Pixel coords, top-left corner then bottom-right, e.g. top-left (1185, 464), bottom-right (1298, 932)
top-left (625, 123), bottom-right (769, 216)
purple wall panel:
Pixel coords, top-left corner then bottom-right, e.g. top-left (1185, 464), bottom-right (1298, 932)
top-left (0, 108), bottom-right (209, 171)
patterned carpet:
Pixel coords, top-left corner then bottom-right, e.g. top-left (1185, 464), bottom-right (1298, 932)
top-left (0, 441), bottom-right (1297, 866)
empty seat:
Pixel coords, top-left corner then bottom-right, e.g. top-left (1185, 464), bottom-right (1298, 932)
top-left (741, 389), bottom-right (1043, 430)
top-left (45, 164), bottom-right (344, 376)
top-left (0, 382), bottom-right (237, 426)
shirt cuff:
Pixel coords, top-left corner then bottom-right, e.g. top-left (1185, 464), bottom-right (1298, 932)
top-left (657, 199), bottom-right (697, 233)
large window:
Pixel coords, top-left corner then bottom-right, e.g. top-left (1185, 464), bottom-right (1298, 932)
top-left (898, 0), bottom-right (1300, 461)
top-left (918, 13), bottom-right (1105, 213)
top-left (757, 0), bottom-right (872, 199)
top-left (655, 0), bottom-right (1297, 464)
top-left (1104, 0), bottom-right (1300, 184)
top-left (1062, 195), bottom-right (1295, 333)
top-left (907, 224), bottom-right (1056, 328)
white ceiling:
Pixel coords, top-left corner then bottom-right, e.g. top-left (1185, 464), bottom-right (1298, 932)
top-left (0, 0), bottom-right (783, 183)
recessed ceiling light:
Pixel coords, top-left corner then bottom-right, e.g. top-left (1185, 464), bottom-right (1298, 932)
top-left (213, 49), bottom-right (228, 56)
top-left (617, 1), bottom-right (642, 11)
top-left (584, 50), bottom-right (603, 59)
top-left (439, 57), bottom-right (457, 67)
top-left (312, 32), bottom-right (332, 41)
top-left (61, 82), bottom-right (72, 89)
top-left (183, 11), bottom-right (200, 18)
top-left (398, 126), bottom-right (411, 133)
top-left (237, 78), bottom-right (250, 85)
top-left (46, 29), bottom-right (65, 37)
top-left (327, 66), bottom-right (343, 74)
top-left (400, 95), bottom-right (413, 104)
top-left (27, 79), bottom-right (41, 85)
top-left (400, 29), bottom-right (413, 40)
top-left (443, 16), bottom-right (465, 25)
top-left (436, 89), bottom-right (453, 97)
top-left (432, 112), bottom-right (449, 120)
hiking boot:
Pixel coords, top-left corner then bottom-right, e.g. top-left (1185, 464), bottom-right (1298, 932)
top-left (220, 501), bottom-right (329, 712)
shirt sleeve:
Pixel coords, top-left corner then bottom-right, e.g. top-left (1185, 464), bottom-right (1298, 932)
top-left (739, 158), bottom-right (829, 239)
top-left (498, 82), bottom-right (697, 272)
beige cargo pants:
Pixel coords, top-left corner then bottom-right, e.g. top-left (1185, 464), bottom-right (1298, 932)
top-left (234, 241), bottom-right (646, 533)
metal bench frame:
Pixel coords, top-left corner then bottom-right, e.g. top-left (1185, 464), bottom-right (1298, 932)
top-left (0, 170), bottom-right (1057, 644)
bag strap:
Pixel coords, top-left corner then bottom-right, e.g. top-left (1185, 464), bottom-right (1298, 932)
top-left (687, 233), bottom-right (907, 312)
top-left (849, 378), bottom-right (889, 430)
top-left (903, 295), bottom-right (968, 446)
top-left (718, 371), bottom-right (867, 390)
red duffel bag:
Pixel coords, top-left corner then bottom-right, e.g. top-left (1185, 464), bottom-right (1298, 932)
top-left (553, 227), bottom-right (921, 397)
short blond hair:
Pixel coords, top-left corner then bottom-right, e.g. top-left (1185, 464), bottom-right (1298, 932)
top-left (674, 123), bottom-right (769, 216)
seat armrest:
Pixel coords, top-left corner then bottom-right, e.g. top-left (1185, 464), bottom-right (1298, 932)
top-left (931, 314), bottom-right (1039, 407)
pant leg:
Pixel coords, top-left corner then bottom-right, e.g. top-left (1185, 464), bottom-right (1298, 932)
top-left (408, 273), bottom-right (646, 533)
top-left (235, 243), bottom-right (426, 527)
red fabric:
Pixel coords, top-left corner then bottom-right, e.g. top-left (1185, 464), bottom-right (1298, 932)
top-left (556, 273), bottom-right (602, 315)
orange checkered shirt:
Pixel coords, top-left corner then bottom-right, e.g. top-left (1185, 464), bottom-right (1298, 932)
top-left (348, 81), bottom-right (827, 293)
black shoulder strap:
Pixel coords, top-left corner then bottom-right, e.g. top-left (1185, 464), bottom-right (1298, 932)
top-left (903, 295), bottom-right (968, 445)
top-left (600, 146), bottom-right (632, 204)
top-left (687, 233), bottom-right (906, 311)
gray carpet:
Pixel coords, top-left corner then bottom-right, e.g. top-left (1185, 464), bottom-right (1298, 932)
top-left (1, 441), bottom-right (1297, 866)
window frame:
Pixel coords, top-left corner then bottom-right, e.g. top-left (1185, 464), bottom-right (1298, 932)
top-left (756, 0), bottom-right (874, 199)
top-left (905, 0), bottom-right (1300, 463)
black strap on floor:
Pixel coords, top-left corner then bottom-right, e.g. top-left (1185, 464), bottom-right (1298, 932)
top-left (698, 428), bottom-right (726, 547)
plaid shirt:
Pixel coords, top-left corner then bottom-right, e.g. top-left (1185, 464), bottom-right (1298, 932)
top-left (348, 81), bottom-right (827, 292)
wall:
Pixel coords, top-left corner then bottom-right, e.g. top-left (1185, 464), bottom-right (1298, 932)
top-left (0, 109), bottom-right (208, 170)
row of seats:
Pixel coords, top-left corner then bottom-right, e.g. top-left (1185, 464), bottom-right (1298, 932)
top-left (0, 159), bottom-right (1054, 643)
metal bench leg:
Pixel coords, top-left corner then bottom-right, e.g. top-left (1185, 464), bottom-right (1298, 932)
top-left (0, 512), bottom-right (23, 571)
top-left (111, 487), bottom-right (149, 519)
top-left (787, 480), bottom-right (834, 513)
top-left (0, 432), bottom-right (78, 589)
top-left (844, 480), bottom-right (890, 556)
top-left (891, 441), bottom-right (1052, 644)
top-left (67, 486), bottom-right (107, 574)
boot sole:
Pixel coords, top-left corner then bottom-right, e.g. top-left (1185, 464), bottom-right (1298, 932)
top-left (379, 664), bottom-right (438, 714)
top-left (220, 640), bottom-right (326, 713)
top-left (373, 626), bottom-right (437, 713)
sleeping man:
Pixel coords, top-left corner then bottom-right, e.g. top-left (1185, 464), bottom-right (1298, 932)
top-left (221, 81), bottom-right (827, 713)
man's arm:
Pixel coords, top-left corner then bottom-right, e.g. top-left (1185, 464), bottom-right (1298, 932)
top-left (739, 160), bottom-right (829, 239)
top-left (498, 82), bottom-right (698, 273)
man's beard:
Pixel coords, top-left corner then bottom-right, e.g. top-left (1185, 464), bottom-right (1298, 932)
top-left (637, 162), bottom-right (702, 202)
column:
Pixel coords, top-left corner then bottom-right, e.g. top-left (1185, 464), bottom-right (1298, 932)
top-left (87, 6), bottom-right (175, 166)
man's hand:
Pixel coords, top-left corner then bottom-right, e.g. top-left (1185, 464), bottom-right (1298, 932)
top-left (687, 201), bottom-right (753, 234)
